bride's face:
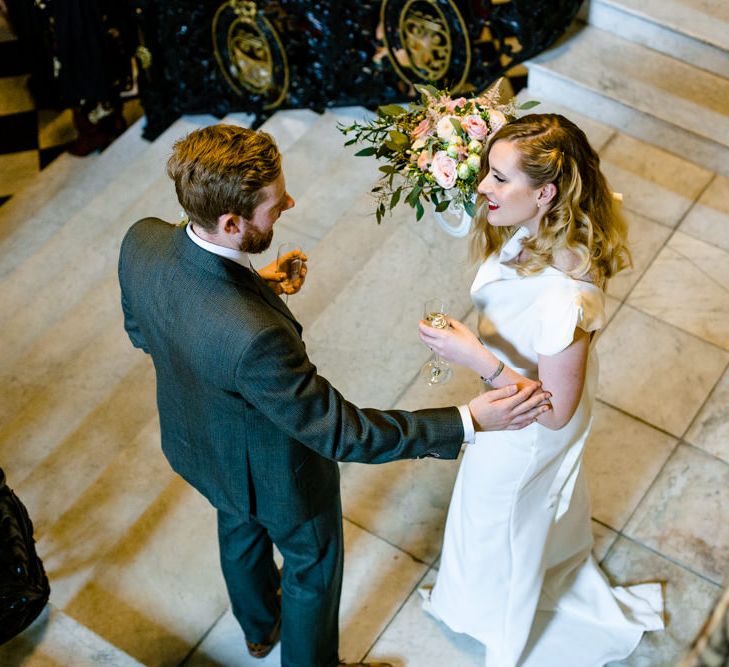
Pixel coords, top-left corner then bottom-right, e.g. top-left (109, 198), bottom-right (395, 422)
top-left (478, 140), bottom-right (543, 234)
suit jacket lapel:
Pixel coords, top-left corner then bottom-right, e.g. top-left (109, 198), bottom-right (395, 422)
top-left (172, 226), bottom-right (301, 333)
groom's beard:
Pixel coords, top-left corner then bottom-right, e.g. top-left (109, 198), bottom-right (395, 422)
top-left (240, 226), bottom-right (274, 254)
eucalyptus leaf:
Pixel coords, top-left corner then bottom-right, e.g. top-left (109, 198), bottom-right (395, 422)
top-left (378, 103), bottom-right (408, 117)
top-left (416, 200), bottom-right (425, 221)
top-left (355, 146), bottom-right (377, 157)
top-left (435, 200), bottom-right (450, 212)
top-left (389, 130), bottom-right (410, 146)
top-left (518, 100), bottom-right (540, 110)
top-left (449, 117), bottom-right (464, 135)
top-left (390, 188), bottom-right (401, 208)
top-left (464, 199), bottom-right (477, 217)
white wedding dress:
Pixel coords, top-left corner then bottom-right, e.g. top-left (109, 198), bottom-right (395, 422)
top-left (425, 227), bottom-right (664, 667)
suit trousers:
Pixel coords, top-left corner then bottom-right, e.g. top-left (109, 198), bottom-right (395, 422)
top-left (217, 499), bottom-right (344, 667)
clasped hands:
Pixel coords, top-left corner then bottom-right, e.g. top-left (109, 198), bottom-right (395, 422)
top-left (259, 249), bottom-right (308, 296)
top-left (418, 315), bottom-right (551, 431)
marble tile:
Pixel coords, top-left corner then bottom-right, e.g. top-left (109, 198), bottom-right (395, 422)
top-left (0, 605), bottom-right (144, 666)
top-left (584, 401), bottom-right (677, 531)
top-left (606, 210), bottom-right (672, 301)
top-left (592, 520), bottom-right (619, 563)
top-left (38, 109), bottom-right (78, 149)
top-left (603, 537), bottom-right (722, 667)
top-left (0, 74), bottom-right (35, 114)
top-left (679, 174), bottom-right (729, 253)
top-left (604, 294), bottom-right (622, 324)
top-left (280, 191), bottom-right (400, 331)
top-left (601, 0), bottom-right (729, 55)
top-left (338, 520), bottom-right (429, 662)
top-left (588, 0), bottom-right (729, 78)
top-left (599, 133), bottom-right (713, 228)
top-left (685, 366), bottom-right (729, 464)
top-left (279, 142), bottom-right (382, 243)
top-left (63, 478), bottom-right (229, 666)
top-left (624, 444), bottom-right (729, 585)
top-left (0, 322), bottom-right (146, 486)
top-left (627, 231), bottom-right (729, 350)
top-left (0, 149), bottom-right (39, 197)
top-left (340, 310), bottom-right (484, 562)
top-left (366, 568), bottom-right (484, 666)
top-left (596, 305), bottom-right (729, 437)
top-left (528, 25), bottom-right (729, 147)
top-left (341, 455), bottom-right (460, 565)
top-left (186, 519), bottom-right (427, 666)
top-left (35, 418), bottom-right (174, 610)
top-left (14, 359), bottom-right (158, 531)
top-left (306, 213), bottom-right (474, 410)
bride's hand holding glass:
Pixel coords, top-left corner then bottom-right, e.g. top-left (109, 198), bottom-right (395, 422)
top-left (418, 316), bottom-right (489, 372)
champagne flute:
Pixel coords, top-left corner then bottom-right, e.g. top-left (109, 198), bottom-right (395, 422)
top-left (421, 297), bottom-right (453, 385)
top-left (277, 242), bottom-right (303, 303)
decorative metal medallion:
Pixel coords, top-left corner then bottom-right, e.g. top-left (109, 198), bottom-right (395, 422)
top-left (212, 0), bottom-right (289, 109)
top-left (380, 0), bottom-right (470, 91)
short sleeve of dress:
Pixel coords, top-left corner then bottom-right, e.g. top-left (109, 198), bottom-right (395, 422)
top-left (532, 280), bottom-right (606, 357)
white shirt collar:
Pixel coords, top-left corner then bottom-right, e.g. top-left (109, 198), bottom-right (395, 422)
top-left (186, 223), bottom-right (251, 269)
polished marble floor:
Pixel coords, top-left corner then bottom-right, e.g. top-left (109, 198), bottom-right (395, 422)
top-left (0, 96), bottom-right (727, 667)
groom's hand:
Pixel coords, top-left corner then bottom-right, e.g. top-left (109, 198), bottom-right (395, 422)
top-left (468, 383), bottom-right (551, 431)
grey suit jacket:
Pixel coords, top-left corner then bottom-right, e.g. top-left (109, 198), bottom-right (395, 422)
top-left (118, 218), bottom-right (463, 530)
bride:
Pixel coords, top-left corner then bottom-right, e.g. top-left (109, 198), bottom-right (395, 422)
top-left (418, 113), bottom-right (664, 667)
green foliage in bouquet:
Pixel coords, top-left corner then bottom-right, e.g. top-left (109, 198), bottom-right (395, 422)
top-left (339, 82), bottom-right (539, 224)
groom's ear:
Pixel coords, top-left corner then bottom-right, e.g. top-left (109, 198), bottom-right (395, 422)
top-left (218, 213), bottom-right (244, 236)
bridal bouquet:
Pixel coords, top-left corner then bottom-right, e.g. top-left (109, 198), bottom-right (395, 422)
top-left (340, 82), bottom-right (537, 223)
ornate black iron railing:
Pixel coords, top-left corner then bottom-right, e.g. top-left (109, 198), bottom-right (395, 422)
top-left (132, 0), bottom-right (582, 139)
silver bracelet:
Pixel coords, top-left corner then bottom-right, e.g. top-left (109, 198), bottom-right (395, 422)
top-left (481, 360), bottom-right (505, 385)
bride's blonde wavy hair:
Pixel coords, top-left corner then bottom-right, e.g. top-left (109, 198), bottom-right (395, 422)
top-left (471, 113), bottom-right (631, 285)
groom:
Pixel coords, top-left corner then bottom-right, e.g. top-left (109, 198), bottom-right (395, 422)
top-left (118, 123), bottom-right (547, 667)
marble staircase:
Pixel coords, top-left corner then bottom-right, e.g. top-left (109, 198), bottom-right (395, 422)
top-left (2, 3), bottom-right (729, 664)
top-left (527, 0), bottom-right (729, 177)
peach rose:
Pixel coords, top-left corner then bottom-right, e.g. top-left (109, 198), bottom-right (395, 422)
top-left (488, 109), bottom-right (508, 133)
top-left (411, 118), bottom-right (432, 141)
top-left (417, 150), bottom-right (431, 171)
top-left (436, 116), bottom-right (458, 141)
top-left (461, 114), bottom-right (489, 141)
top-left (430, 151), bottom-right (457, 189)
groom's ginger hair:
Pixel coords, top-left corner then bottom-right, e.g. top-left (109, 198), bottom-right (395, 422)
top-left (167, 124), bottom-right (281, 232)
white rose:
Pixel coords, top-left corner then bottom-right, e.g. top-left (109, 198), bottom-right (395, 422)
top-left (436, 116), bottom-right (458, 141)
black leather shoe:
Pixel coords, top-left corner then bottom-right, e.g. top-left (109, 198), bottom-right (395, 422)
top-left (246, 615), bottom-right (281, 658)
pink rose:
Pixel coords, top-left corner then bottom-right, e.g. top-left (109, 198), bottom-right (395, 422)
top-left (430, 151), bottom-right (457, 189)
top-left (442, 96), bottom-right (467, 113)
top-left (488, 109), bottom-right (507, 133)
top-left (461, 114), bottom-right (489, 141)
top-left (417, 150), bottom-right (431, 171)
top-left (411, 118), bottom-right (432, 141)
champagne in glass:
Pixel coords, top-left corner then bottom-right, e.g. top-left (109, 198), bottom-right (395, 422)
top-left (277, 242), bottom-right (303, 303)
top-left (421, 298), bottom-right (453, 385)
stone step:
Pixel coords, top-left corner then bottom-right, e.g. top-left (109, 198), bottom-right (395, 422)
top-left (0, 114), bottom-right (208, 299)
top-left (526, 24), bottom-right (729, 176)
top-left (0, 603), bottom-right (144, 666)
top-left (303, 207), bottom-right (475, 410)
top-left (0, 116), bottom-right (150, 276)
top-left (586, 0), bottom-right (729, 77)
top-left (0, 116), bottom-right (215, 361)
